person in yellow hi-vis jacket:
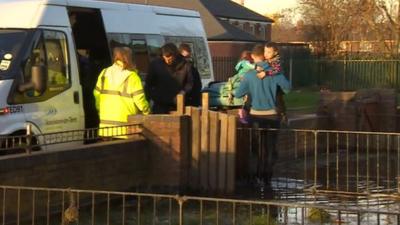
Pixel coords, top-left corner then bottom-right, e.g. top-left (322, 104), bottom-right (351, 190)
top-left (94, 47), bottom-right (150, 138)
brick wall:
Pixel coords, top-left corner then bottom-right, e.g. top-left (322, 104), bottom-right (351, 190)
top-left (0, 115), bottom-right (191, 222)
top-left (0, 116), bottom-right (191, 191)
top-left (0, 139), bottom-right (149, 190)
top-left (208, 42), bottom-right (255, 58)
top-left (128, 115), bottom-right (191, 190)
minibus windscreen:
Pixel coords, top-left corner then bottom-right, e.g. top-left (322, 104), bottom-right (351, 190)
top-left (0, 30), bottom-right (30, 79)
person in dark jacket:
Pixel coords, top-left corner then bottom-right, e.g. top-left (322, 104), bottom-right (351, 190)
top-left (179, 43), bottom-right (202, 106)
top-left (145, 43), bottom-right (194, 114)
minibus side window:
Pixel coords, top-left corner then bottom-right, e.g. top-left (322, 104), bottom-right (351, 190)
top-left (107, 33), bottom-right (153, 79)
top-left (193, 38), bottom-right (212, 79)
top-left (130, 39), bottom-right (149, 78)
top-left (15, 30), bottom-right (70, 103)
top-left (145, 34), bottom-right (164, 60)
top-left (164, 36), bottom-right (211, 79)
top-left (108, 33), bottom-right (124, 49)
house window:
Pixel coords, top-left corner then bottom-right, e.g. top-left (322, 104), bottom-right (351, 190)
top-left (360, 41), bottom-right (373, 52)
top-left (254, 23), bottom-right (261, 37)
top-left (243, 22), bottom-right (251, 33)
top-left (260, 26), bottom-right (266, 40)
top-left (249, 24), bottom-right (254, 35)
top-left (239, 22), bottom-right (244, 30)
top-left (265, 24), bottom-right (272, 41)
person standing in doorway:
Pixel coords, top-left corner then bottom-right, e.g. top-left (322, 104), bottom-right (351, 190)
top-left (145, 43), bottom-right (194, 113)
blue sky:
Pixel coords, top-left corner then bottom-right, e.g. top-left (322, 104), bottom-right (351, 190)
top-left (243, 0), bottom-right (298, 15)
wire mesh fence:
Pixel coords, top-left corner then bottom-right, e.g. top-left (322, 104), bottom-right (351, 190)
top-left (0, 185), bottom-right (399, 225)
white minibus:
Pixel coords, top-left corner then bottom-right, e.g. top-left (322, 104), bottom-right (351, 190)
top-left (0, 0), bottom-right (213, 148)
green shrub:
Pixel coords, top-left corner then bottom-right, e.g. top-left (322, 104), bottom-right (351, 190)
top-left (307, 208), bottom-right (331, 223)
top-left (248, 215), bottom-right (277, 225)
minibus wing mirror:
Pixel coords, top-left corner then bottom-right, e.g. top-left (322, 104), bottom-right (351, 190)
top-left (18, 65), bottom-right (48, 94)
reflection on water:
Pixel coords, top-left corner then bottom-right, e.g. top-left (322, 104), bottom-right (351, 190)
top-left (270, 177), bottom-right (400, 225)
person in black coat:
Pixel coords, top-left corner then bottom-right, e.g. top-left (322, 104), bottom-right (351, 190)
top-left (179, 43), bottom-right (202, 107)
top-left (145, 43), bottom-right (194, 114)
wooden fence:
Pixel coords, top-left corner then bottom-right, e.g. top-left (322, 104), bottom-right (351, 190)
top-left (176, 94), bottom-right (237, 193)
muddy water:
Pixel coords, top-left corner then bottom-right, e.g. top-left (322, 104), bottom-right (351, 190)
top-left (74, 150), bottom-right (398, 225)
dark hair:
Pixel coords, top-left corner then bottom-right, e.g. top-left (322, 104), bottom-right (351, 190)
top-left (251, 44), bottom-right (264, 57)
top-left (113, 47), bottom-right (134, 70)
top-left (161, 43), bottom-right (179, 57)
top-left (264, 42), bottom-right (279, 52)
top-left (179, 43), bottom-right (192, 53)
top-left (239, 50), bottom-right (252, 61)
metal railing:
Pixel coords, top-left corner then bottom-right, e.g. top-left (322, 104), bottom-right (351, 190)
top-left (212, 57), bottom-right (237, 82)
top-left (0, 123), bottom-right (142, 154)
top-left (212, 56), bottom-right (400, 90)
top-left (289, 59), bottom-right (400, 90)
top-left (0, 185), bottom-right (399, 225)
top-left (237, 128), bottom-right (400, 196)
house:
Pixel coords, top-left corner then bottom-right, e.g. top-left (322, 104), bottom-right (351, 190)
top-left (103, 0), bottom-right (274, 57)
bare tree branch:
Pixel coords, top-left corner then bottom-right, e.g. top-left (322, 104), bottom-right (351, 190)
top-left (295, 0), bottom-right (399, 56)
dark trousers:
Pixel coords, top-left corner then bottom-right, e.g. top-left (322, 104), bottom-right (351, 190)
top-left (152, 103), bottom-right (176, 114)
top-left (250, 114), bottom-right (280, 183)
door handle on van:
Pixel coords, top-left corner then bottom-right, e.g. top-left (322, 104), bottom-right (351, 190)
top-left (73, 91), bottom-right (79, 104)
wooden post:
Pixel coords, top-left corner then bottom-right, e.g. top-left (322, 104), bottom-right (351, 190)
top-left (26, 124), bottom-right (32, 154)
top-left (202, 92), bottom-right (209, 110)
top-left (189, 107), bottom-right (201, 188)
top-left (218, 113), bottom-right (228, 192)
top-left (176, 94), bottom-right (185, 115)
top-left (226, 115), bottom-right (237, 193)
top-left (209, 111), bottom-right (219, 191)
top-left (289, 57), bottom-right (293, 88)
top-left (200, 92), bottom-right (210, 190)
top-left (184, 106), bottom-right (191, 116)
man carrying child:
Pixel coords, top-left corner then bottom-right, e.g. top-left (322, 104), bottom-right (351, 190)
top-left (234, 43), bottom-right (291, 186)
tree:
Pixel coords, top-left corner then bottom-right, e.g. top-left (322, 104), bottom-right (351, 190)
top-left (376, 0), bottom-right (400, 55)
top-left (270, 8), bottom-right (301, 42)
top-left (298, 0), bottom-right (398, 57)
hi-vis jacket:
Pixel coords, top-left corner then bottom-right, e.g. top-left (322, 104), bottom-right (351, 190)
top-left (94, 63), bottom-right (150, 137)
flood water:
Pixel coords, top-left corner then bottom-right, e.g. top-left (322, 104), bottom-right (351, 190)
top-left (269, 177), bottom-right (400, 224)
top-left (13, 146), bottom-right (400, 225)
top-left (41, 176), bottom-right (397, 225)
